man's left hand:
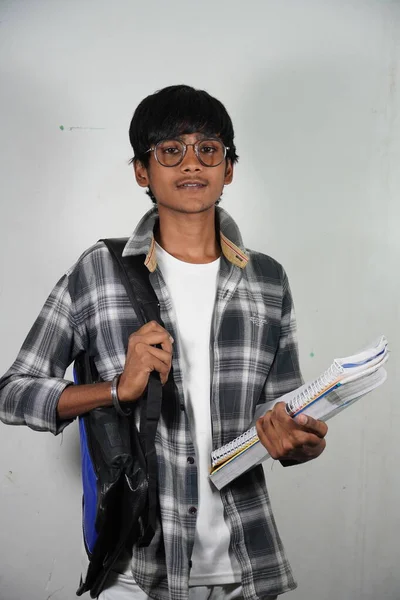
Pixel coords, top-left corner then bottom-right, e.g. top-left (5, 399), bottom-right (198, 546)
top-left (256, 402), bottom-right (328, 465)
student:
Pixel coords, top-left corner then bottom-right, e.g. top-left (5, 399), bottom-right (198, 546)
top-left (0, 85), bottom-right (327, 600)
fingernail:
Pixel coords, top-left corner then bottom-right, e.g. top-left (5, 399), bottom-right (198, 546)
top-left (295, 414), bottom-right (308, 426)
top-left (169, 336), bottom-right (174, 343)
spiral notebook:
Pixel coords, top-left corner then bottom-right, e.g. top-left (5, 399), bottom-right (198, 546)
top-left (210, 336), bottom-right (389, 490)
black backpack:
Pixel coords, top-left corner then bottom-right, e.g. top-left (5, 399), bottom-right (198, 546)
top-left (75, 239), bottom-right (163, 598)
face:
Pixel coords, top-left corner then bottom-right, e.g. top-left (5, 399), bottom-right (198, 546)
top-left (134, 133), bottom-right (234, 215)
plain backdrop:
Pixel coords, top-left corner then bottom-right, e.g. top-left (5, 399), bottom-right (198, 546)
top-left (0, 1), bottom-right (399, 599)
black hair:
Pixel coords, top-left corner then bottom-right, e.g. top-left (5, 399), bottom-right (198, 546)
top-left (129, 84), bottom-right (239, 203)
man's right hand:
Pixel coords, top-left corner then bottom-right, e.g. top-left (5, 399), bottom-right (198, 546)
top-left (57, 321), bottom-right (174, 420)
top-left (117, 321), bottom-right (174, 403)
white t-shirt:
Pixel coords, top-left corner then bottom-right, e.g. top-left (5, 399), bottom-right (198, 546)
top-left (156, 242), bottom-right (241, 585)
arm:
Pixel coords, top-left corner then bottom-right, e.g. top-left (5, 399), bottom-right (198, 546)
top-left (0, 274), bottom-right (83, 434)
top-left (258, 270), bottom-right (328, 465)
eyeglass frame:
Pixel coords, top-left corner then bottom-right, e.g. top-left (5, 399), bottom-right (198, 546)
top-left (145, 137), bottom-right (230, 168)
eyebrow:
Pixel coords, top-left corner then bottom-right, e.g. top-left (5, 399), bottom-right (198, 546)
top-left (176, 133), bottom-right (219, 142)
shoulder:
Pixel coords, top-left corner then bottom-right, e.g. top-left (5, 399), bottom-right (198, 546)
top-left (65, 239), bottom-right (127, 296)
top-left (66, 241), bottom-right (106, 271)
top-left (66, 241), bottom-right (108, 277)
top-left (66, 238), bottom-right (131, 274)
top-left (245, 248), bottom-right (287, 286)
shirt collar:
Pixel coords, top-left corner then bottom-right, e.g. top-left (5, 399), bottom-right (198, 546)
top-left (122, 206), bottom-right (249, 273)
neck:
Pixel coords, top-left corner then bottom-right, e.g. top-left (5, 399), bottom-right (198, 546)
top-left (155, 205), bottom-right (220, 264)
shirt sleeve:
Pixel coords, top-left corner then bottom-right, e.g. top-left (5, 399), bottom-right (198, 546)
top-left (260, 269), bottom-right (304, 405)
top-left (0, 273), bottom-right (85, 435)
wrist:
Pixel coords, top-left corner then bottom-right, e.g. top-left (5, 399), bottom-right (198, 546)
top-left (111, 374), bottom-right (131, 417)
top-left (117, 373), bottom-right (130, 402)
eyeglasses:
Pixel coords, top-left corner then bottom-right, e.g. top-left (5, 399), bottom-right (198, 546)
top-left (146, 138), bottom-right (229, 168)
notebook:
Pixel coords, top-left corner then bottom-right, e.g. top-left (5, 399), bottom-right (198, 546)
top-left (209, 336), bottom-right (389, 490)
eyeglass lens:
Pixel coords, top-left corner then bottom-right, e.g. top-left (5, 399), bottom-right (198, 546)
top-left (155, 139), bottom-right (225, 167)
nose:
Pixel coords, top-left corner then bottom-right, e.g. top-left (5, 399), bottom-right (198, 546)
top-left (180, 144), bottom-right (202, 172)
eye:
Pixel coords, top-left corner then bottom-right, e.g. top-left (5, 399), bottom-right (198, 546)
top-left (200, 144), bottom-right (217, 154)
top-left (162, 147), bottom-right (180, 155)
top-left (158, 141), bottom-right (182, 155)
top-left (199, 141), bottom-right (222, 155)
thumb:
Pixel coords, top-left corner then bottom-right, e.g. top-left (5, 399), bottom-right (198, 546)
top-left (293, 413), bottom-right (308, 426)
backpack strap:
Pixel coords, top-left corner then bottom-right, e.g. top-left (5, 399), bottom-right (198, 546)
top-left (102, 238), bottom-right (163, 546)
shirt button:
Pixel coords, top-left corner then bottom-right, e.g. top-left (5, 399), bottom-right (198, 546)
top-left (187, 456), bottom-right (195, 464)
top-left (188, 506), bottom-right (197, 515)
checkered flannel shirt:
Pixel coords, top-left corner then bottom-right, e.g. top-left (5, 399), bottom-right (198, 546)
top-left (0, 207), bottom-right (303, 600)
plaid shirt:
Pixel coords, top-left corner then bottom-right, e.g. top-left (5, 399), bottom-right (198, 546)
top-left (0, 207), bottom-right (303, 600)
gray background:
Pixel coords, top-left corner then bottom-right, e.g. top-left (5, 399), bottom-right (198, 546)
top-left (0, 1), bottom-right (399, 599)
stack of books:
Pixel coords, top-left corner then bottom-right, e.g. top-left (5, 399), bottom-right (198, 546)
top-left (210, 336), bottom-right (389, 490)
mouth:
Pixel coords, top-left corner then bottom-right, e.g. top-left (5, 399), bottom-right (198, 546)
top-left (176, 180), bottom-right (208, 190)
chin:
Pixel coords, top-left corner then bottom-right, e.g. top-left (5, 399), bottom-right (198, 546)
top-left (158, 197), bottom-right (218, 214)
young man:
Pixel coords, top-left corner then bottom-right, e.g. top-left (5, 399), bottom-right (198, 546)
top-left (0, 85), bottom-right (327, 600)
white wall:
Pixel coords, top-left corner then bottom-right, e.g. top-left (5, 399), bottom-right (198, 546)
top-left (0, 1), bottom-right (399, 599)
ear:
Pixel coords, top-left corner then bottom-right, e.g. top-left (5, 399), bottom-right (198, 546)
top-left (224, 160), bottom-right (234, 186)
top-left (134, 160), bottom-right (150, 188)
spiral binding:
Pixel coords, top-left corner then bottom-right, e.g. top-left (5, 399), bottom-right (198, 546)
top-left (285, 361), bottom-right (343, 416)
top-left (211, 426), bottom-right (259, 468)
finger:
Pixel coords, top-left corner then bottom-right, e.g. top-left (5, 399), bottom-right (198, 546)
top-left (271, 414), bottom-right (326, 448)
top-left (272, 403), bottom-right (328, 439)
top-left (293, 431), bottom-right (327, 448)
top-left (269, 403), bottom-right (301, 438)
top-left (293, 414), bottom-right (328, 438)
top-left (142, 320), bottom-right (165, 331)
top-left (142, 354), bottom-right (171, 379)
top-left (160, 335), bottom-right (173, 356)
top-left (304, 438), bottom-right (326, 453)
top-left (134, 321), bottom-right (170, 336)
top-left (256, 414), bottom-right (282, 460)
top-left (295, 438), bottom-right (327, 461)
top-left (145, 345), bottom-right (173, 367)
top-left (132, 331), bottom-right (174, 348)
top-left (271, 402), bottom-right (294, 425)
top-left (310, 438), bottom-right (326, 456)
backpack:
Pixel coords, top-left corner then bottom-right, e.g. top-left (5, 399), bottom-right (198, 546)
top-left (75, 239), bottom-right (163, 598)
